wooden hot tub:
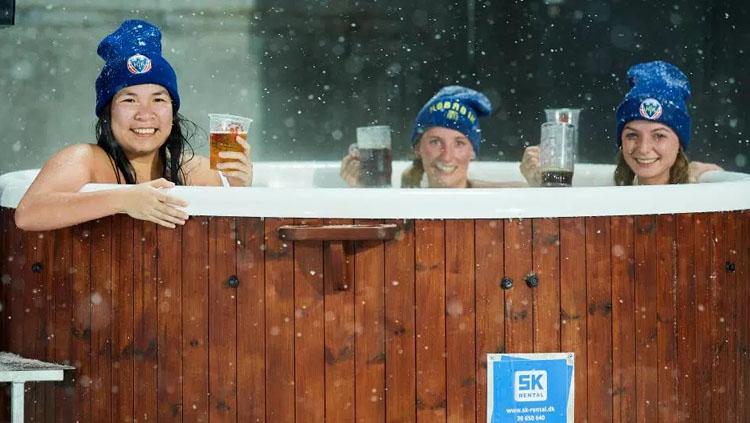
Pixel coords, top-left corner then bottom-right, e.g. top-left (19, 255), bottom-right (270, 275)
top-left (1, 162), bottom-right (749, 422)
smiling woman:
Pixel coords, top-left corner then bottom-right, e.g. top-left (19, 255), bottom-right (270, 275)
top-left (13, 19), bottom-right (252, 232)
top-left (520, 61), bottom-right (722, 186)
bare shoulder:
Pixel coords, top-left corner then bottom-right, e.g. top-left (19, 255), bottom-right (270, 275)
top-left (27, 143), bottom-right (107, 193)
top-left (181, 154), bottom-right (220, 186)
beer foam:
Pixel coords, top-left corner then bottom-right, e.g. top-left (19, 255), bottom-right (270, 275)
top-left (356, 125), bottom-right (391, 149)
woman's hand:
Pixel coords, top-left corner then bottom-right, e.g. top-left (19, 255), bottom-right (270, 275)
top-left (118, 178), bottom-right (189, 228)
top-left (217, 134), bottom-right (253, 186)
top-left (340, 147), bottom-right (362, 187)
top-left (520, 145), bottom-right (542, 187)
top-left (688, 161), bottom-right (723, 183)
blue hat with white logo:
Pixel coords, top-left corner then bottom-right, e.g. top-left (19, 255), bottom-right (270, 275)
top-left (411, 85), bottom-right (492, 154)
top-left (95, 19), bottom-right (180, 117)
top-left (615, 61), bottom-right (691, 149)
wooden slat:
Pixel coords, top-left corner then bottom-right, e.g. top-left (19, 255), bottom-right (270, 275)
top-left (134, 221), bottom-right (158, 422)
top-left (710, 213), bottom-right (731, 423)
top-left (585, 216), bottom-right (613, 421)
top-left (157, 224), bottom-right (183, 421)
top-left (384, 219), bottom-right (416, 423)
top-left (738, 211), bottom-right (750, 422)
top-left (445, 220), bottom-right (476, 423)
top-left (675, 214), bottom-right (697, 422)
top-left (532, 218), bottom-right (560, 352)
top-left (21, 222), bottom-right (46, 421)
top-left (293, 218), bottom-right (326, 422)
top-left (236, 218), bottom-right (266, 422)
top-left (181, 217), bottom-right (210, 421)
top-left (209, 217), bottom-right (238, 422)
top-left (724, 212), bottom-right (738, 422)
top-left (0, 209), bottom-right (9, 420)
top-left (265, 218), bottom-right (296, 422)
top-left (415, 219), bottom-right (446, 420)
top-left (611, 216), bottom-right (636, 423)
top-left (474, 219), bottom-right (504, 423)
top-left (48, 226), bottom-right (75, 423)
top-left (324, 218), bottom-right (355, 423)
top-left (694, 213), bottom-right (713, 422)
top-left (71, 222), bottom-right (92, 423)
top-left (656, 215), bottom-right (678, 421)
top-left (90, 218), bottom-right (113, 423)
top-left (503, 218), bottom-right (533, 354)
top-left (635, 215), bottom-right (658, 422)
top-left (111, 215), bottom-right (135, 423)
top-left (353, 218), bottom-right (386, 422)
top-left (559, 217), bottom-right (587, 421)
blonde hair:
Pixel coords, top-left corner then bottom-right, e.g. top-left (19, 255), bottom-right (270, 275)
top-left (613, 149), bottom-right (690, 185)
top-left (400, 158), bottom-right (424, 188)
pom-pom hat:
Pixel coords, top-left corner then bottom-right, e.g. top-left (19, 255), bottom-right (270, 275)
top-left (411, 86), bottom-right (492, 154)
top-left (615, 61), bottom-right (691, 149)
top-left (95, 19), bottom-right (180, 117)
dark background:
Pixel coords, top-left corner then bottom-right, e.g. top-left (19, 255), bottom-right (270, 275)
top-left (251, 0), bottom-right (749, 169)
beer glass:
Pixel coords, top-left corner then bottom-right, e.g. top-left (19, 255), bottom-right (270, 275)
top-left (209, 113), bottom-right (251, 170)
top-left (355, 125), bottom-right (392, 187)
top-left (540, 122), bottom-right (576, 187)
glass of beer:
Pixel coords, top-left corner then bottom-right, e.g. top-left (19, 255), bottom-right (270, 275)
top-left (540, 122), bottom-right (576, 187)
top-left (355, 125), bottom-right (392, 187)
top-left (209, 113), bottom-right (251, 170)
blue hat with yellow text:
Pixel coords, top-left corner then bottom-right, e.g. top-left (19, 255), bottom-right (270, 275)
top-left (615, 61), bottom-right (691, 149)
top-left (411, 85), bottom-right (492, 154)
top-left (95, 19), bottom-right (180, 117)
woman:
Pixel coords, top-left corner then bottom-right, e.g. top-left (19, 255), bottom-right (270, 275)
top-left (15, 19), bottom-right (251, 231)
top-left (520, 61), bottom-right (721, 186)
top-left (341, 85), bottom-right (523, 188)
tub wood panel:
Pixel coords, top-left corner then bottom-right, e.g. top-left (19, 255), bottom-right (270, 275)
top-left (112, 215), bottom-right (136, 423)
top-left (236, 217), bottom-right (266, 422)
top-left (293, 218), bottom-right (326, 423)
top-left (739, 211), bottom-right (750, 421)
top-left (181, 217), bottom-right (210, 422)
top-left (414, 219), bottom-right (446, 420)
top-left (610, 216), bottom-right (636, 423)
top-left (503, 219), bottom-right (534, 355)
top-left (157, 224), bottom-right (184, 421)
top-left (1, 209), bottom-right (749, 423)
top-left (353, 218), bottom-right (387, 423)
top-left (474, 219), bottom-right (505, 423)
top-left (585, 217), bottom-right (614, 421)
top-left (384, 219), bottom-right (416, 423)
top-left (532, 218), bottom-right (561, 353)
top-left (445, 219), bottom-right (476, 422)
top-left (208, 217), bottom-right (238, 422)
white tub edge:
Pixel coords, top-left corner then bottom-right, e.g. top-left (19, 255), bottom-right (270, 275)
top-left (2, 163), bottom-right (750, 219)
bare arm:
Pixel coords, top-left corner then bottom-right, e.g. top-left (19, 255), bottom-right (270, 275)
top-left (14, 144), bottom-right (188, 231)
top-left (688, 161), bottom-right (723, 183)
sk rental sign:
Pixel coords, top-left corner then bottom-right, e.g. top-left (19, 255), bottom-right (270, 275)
top-left (487, 353), bottom-right (574, 423)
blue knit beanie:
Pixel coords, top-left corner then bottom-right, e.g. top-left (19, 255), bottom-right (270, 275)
top-left (411, 85), bottom-right (492, 154)
top-left (95, 19), bottom-right (180, 117)
top-left (615, 61), bottom-right (691, 149)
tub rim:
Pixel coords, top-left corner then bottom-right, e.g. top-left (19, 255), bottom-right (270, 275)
top-left (2, 162), bottom-right (749, 219)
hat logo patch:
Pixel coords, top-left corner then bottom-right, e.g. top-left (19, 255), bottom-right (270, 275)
top-left (126, 54), bottom-right (152, 75)
top-left (639, 98), bottom-right (663, 120)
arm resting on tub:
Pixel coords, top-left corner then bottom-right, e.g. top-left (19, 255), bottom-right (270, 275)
top-left (14, 144), bottom-right (188, 231)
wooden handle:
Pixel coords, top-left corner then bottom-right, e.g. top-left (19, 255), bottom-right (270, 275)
top-left (278, 223), bottom-right (399, 241)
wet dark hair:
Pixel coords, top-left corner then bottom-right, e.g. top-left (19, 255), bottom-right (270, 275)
top-left (95, 105), bottom-right (197, 185)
